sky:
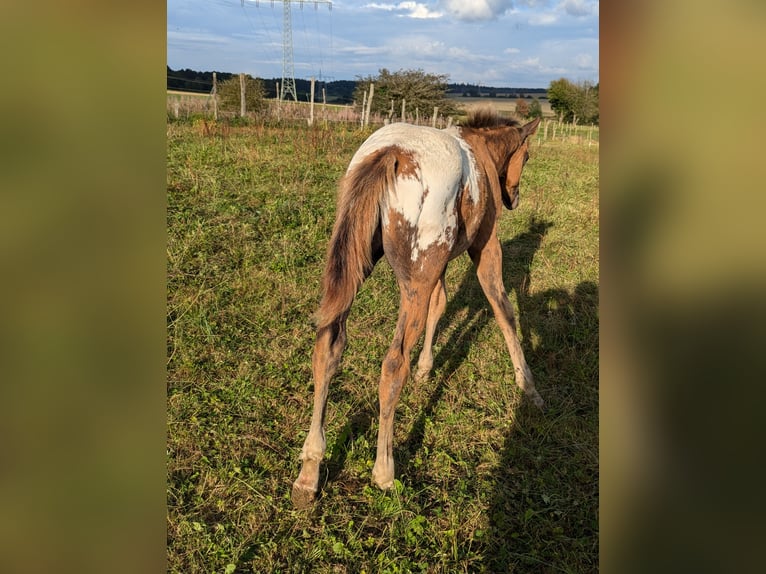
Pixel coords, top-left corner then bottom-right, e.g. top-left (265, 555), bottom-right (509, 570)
top-left (167, 0), bottom-right (598, 89)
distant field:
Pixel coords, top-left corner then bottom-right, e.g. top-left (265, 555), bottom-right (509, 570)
top-left (452, 96), bottom-right (554, 117)
top-left (167, 90), bottom-right (555, 118)
top-left (167, 90), bottom-right (210, 99)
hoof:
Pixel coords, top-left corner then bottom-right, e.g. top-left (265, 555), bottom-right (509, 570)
top-left (528, 390), bottom-right (545, 410)
top-left (371, 465), bottom-right (395, 491)
top-left (291, 481), bottom-right (317, 509)
top-left (373, 478), bottom-right (394, 490)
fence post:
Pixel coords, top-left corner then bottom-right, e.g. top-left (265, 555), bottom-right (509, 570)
top-left (365, 82), bottom-right (374, 127)
top-left (322, 87), bottom-right (327, 126)
top-left (432, 106), bottom-right (438, 128)
top-left (239, 73), bottom-right (246, 117)
top-left (401, 99), bottom-right (406, 123)
top-left (211, 72), bottom-right (218, 121)
top-left (361, 91), bottom-right (367, 128)
top-left (308, 76), bottom-right (315, 126)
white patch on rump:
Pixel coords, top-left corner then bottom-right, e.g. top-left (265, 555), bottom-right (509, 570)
top-left (349, 123), bottom-right (477, 261)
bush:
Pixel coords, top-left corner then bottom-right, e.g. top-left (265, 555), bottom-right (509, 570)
top-left (515, 98), bottom-right (530, 118)
top-left (528, 98), bottom-right (543, 120)
top-left (217, 75), bottom-right (267, 116)
top-left (547, 78), bottom-right (598, 125)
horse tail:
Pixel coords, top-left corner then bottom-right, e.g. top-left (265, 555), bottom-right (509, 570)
top-left (315, 147), bottom-right (397, 329)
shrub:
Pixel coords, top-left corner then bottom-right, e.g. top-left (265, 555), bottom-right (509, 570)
top-left (217, 75), bottom-right (267, 116)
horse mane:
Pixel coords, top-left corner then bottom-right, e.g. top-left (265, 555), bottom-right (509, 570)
top-left (462, 107), bottom-right (521, 129)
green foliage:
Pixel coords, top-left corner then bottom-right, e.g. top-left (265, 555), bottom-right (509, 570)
top-left (217, 74), bottom-right (267, 115)
top-left (354, 68), bottom-right (462, 119)
top-left (547, 78), bottom-right (599, 125)
top-left (167, 121), bottom-right (599, 573)
top-left (528, 98), bottom-right (543, 119)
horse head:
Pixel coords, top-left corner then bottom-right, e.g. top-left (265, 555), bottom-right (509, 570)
top-left (501, 117), bottom-right (541, 210)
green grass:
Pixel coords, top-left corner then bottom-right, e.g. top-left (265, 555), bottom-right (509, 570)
top-left (167, 118), bottom-right (598, 573)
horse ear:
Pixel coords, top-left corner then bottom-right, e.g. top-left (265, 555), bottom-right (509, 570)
top-left (521, 117), bottom-right (541, 140)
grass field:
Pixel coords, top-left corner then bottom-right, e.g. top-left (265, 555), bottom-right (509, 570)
top-left (167, 118), bottom-right (599, 573)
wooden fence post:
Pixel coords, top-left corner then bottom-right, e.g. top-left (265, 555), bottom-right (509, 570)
top-left (212, 72), bottom-right (218, 121)
top-left (308, 77), bottom-right (315, 126)
top-left (322, 87), bottom-right (327, 126)
top-left (239, 73), bottom-right (246, 117)
top-left (365, 82), bottom-right (374, 127)
top-left (401, 99), bottom-right (406, 123)
top-left (432, 106), bottom-right (438, 128)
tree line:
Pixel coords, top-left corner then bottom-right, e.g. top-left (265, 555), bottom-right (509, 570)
top-left (167, 67), bottom-right (357, 104)
top-left (168, 66), bottom-right (598, 125)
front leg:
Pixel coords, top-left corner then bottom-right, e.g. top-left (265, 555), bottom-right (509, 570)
top-left (469, 235), bottom-right (544, 408)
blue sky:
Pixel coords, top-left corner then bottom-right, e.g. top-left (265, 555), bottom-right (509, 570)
top-left (167, 0), bottom-right (598, 88)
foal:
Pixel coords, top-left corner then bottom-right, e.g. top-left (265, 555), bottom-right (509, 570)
top-left (292, 113), bottom-right (543, 507)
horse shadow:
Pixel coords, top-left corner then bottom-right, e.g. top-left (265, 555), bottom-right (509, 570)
top-left (399, 217), bottom-right (554, 465)
top-left (398, 216), bottom-right (599, 571)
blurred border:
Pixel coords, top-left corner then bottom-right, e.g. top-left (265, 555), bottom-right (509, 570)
top-left (3, 1), bottom-right (765, 572)
top-left (602, 1), bottom-right (766, 572)
top-left (0, 2), bottom-right (166, 572)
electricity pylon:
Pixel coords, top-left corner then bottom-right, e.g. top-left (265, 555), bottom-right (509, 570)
top-left (247, 1), bottom-right (332, 102)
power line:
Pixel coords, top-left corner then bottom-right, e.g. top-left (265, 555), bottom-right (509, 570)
top-left (248, 1), bottom-right (332, 102)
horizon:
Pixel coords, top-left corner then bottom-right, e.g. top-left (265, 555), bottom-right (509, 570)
top-left (166, 65), bottom-right (559, 94)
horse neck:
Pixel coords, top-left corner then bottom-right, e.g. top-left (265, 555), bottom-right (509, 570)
top-left (461, 126), bottom-right (520, 172)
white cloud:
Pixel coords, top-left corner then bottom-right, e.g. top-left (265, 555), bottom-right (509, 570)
top-left (573, 53), bottom-right (593, 68)
top-left (518, 0), bottom-right (551, 6)
top-left (365, 2), bottom-right (443, 19)
top-left (559, 0), bottom-right (598, 18)
top-left (504, 47), bottom-right (521, 54)
top-left (406, 3), bottom-right (444, 18)
top-left (529, 12), bottom-right (558, 25)
top-left (439, 0), bottom-right (514, 22)
top-left (364, 2), bottom-right (398, 10)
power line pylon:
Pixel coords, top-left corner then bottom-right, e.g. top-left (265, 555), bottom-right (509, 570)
top-left (248, 1), bottom-right (332, 102)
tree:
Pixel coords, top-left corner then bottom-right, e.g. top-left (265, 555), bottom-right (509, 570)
top-left (547, 78), bottom-right (599, 125)
top-left (528, 98), bottom-right (543, 120)
top-left (218, 75), bottom-right (267, 115)
top-left (354, 68), bottom-right (461, 120)
top-left (547, 78), bottom-right (579, 122)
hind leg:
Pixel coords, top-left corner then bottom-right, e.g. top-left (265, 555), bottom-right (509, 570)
top-left (414, 272), bottom-right (447, 383)
top-left (372, 283), bottom-right (433, 489)
top-left (469, 235), bottom-right (544, 408)
top-left (292, 313), bottom-right (348, 507)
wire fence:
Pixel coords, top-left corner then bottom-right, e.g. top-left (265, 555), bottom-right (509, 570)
top-left (166, 90), bottom-right (598, 146)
